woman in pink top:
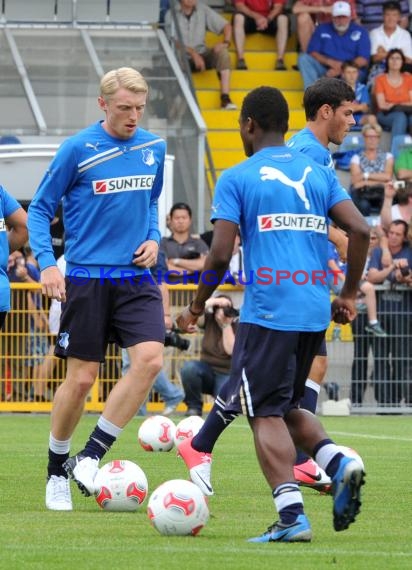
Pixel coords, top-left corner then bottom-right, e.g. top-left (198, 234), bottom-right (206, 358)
top-left (374, 48), bottom-right (412, 137)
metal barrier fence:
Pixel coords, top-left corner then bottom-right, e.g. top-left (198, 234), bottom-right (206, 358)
top-left (1, 283), bottom-right (411, 414)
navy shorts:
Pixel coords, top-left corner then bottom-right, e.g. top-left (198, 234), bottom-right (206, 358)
top-left (316, 337), bottom-right (327, 357)
top-left (224, 323), bottom-right (326, 418)
top-left (55, 277), bottom-right (164, 362)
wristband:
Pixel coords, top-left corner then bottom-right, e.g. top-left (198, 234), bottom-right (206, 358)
top-left (188, 300), bottom-right (204, 317)
top-left (173, 258), bottom-right (180, 266)
top-left (363, 172), bottom-right (369, 181)
top-left (223, 40), bottom-right (230, 46)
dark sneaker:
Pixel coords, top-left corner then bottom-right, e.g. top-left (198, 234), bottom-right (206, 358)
top-left (248, 514), bottom-right (312, 543)
top-left (365, 322), bottom-right (387, 337)
top-left (236, 58), bottom-right (248, 70)
top-left (275, 59), bottom-right (287, 71)
top-left (221, 94), bottom-right (237, 110)
top-left (63, 454), bottom-right (99, 497)
top-left (332, 456), bottom-right (365, 532)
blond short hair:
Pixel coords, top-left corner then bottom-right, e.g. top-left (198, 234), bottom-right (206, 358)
top-left (100, 67), bottom-right (148, 99)
top-left (361, 122), bottom-right (382, 137)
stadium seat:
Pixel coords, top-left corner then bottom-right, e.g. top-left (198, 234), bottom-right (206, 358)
top-left (109, 0), bottom-right (161, 25)
top-left (390, 133), bottom-right (412, 160)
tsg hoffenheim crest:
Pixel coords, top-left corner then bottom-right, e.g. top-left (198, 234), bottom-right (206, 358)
top-left (58, 332), bottom-right (70, 350)
top-left (142, 148), bottom-right (155, 166)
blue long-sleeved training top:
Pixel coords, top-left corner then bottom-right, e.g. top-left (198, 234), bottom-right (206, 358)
top-left (28, 121), bottom-right (166, 278)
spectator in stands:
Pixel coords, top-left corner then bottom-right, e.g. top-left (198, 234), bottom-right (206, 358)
top-left (374, 48), bottom-right (412, 139)
top-left (232, 1), bottom-right (289, 70)
top-left (0, 186), bottom-right (27, 331)
top-left (367, 219), bottom-right (412, 406)
top-left (180, 294), bottom-right (238, 416)
top-left (379, 180), bottom-right (412, 230)
top-left (165, 0), bottom-right (237, 109)
top-left (368, 1), bottom-right (412, 89)
top-left (356, 0), bottom-right (410, 31)
top-left (292, 0), bottom-right (357, 54)
top-left (297, 1), bottom-right (370, 90)
top-left (341, 60), bottom-right (377, 129)
top-left (349, 122), bottom-right (394, 215)
top-left (350, 227), bottom-right (382, 405)
top-left (160, 202), bottom-right (209, 283)
top-left (394, 145), bottom-right (412, 182)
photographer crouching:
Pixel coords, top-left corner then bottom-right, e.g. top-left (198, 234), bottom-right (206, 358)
top-left (180, 294), bottom-right (239, 416)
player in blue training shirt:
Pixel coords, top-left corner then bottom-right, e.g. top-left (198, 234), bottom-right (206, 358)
top-left (0, 185), bottom-right (28, 330)
top-left (28, 67), bottom-right (166, 511)
top-left (177, 86), bottom-right (368, 541)
top-left (286, 78), bottom-right (357, 487)
top-left (177, 77), bottom-right (358, 495)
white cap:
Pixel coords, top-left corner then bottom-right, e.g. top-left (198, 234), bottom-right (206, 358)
top-left (332, 1), bottom-right (351, 17)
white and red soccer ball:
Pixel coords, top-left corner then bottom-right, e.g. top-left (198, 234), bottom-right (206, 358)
top-left (147, 479), bottom-right (209, 536)
top-left (94, 459), bottom-right (148, 512)
top-left (174, 415), bottom-right (205, 447)
top-left (138, 415), bottom-right (176, 452)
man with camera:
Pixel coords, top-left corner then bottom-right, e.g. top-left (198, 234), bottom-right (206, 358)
top-left (180, 294), bottom-right (238, 416)
top-left (367, 219), bottom-right (412, 405)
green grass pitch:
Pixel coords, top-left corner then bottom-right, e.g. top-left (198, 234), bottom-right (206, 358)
top-left (0, 414), bottom-right (411, 570)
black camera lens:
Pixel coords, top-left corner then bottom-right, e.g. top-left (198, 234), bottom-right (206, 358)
top-left (223, 306), bottom-right (239, 318)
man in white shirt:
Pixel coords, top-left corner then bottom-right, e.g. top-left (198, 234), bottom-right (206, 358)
top-left (369, 1), bottom-right (412, 81)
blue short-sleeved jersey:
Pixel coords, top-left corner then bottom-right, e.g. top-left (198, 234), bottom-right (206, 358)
top-left (287, 128), bottom-right (334, 168)
top-left (28, 121), bottom-right (166, 278)
top-left (211, 146), bottom-right (350, 331)
top-left (0, 186), bottom-right (21, 311)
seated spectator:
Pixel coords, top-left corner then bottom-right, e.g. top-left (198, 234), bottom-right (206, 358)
top-left (368, 1), bottom-right (412, 89)
top-left (356, 0), bottom-right (410, 31)
top-left (180, 294), bottom-right (238, 416)
top-left (292, 0), bottom-right (357, 54)
top-left (349, 122), bottom-right (394, 215)
top-left (160, 202), bottom-right (208, 283)
top-left (232, 0), bottom-right (289, 70)
top-left (341, 60), bottom-right (377, 129)
top-left (379, 180), bottom-right (412, 230)
top-left (374, 48), bottom-right (412, 139)
top-left (394, 144), bottom-right (412, 182)
top-left (297, 1), bottom-right (370, 90)
top-left (165, 0), bottom-right (237, 109)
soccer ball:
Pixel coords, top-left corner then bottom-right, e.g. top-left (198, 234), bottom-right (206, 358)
top-left (174, 415), bottom-right (205, 446)
top-left (147, 479), bottom-right (209, 536)
top-left (138, 415), bottom-right (176, 452)
top-left (337, 445), bottom-right (365, 471)
top-left (94, 460), bottom-right (148, 512)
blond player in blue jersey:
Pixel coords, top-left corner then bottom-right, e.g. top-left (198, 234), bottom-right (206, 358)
top-left (28, 67), bottom-right (166, 511)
